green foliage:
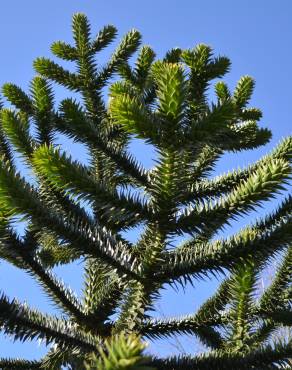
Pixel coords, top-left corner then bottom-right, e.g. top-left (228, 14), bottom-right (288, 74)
top-left (32, 144), bottom-right (151, 227)
top-left (0, 109), bottom-right (35, 157)
top-left (0, 12), bottom-right (291, 370)
top-left (85, 333), bottom-right (154, 370)
top-left (30, 76), bottom-right (55, 144)
top-left (151, 62), bottom-right (187, 125)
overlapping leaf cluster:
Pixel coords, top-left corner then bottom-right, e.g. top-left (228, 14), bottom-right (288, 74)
top-left (0, 13), bottom-right (291, 369)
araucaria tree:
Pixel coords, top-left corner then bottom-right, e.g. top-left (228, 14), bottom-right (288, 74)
top-left (0, 13), bottom-right (291, 369)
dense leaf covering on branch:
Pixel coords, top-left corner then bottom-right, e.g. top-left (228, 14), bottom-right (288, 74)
top-left (0, 13), bottom-right (291, 369)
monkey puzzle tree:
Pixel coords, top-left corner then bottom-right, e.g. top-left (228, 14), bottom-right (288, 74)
top-left (0, 13), bottom-right (291, 369)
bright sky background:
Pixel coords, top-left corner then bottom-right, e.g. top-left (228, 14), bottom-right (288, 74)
top-left (0, 0), bottom-right (291, 361)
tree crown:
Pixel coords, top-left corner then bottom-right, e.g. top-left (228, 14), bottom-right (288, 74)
top-left (0, 13), bottom-right (291, 369)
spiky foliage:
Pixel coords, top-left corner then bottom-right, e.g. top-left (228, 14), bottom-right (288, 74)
top-left (84, 333), bottom-right (154, 370)
top-left (0, 13), bottom-right (291, 369)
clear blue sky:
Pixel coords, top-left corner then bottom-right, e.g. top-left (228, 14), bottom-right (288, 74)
top-left (0, 0), bottom-right (291, 360)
